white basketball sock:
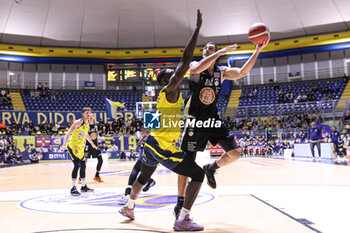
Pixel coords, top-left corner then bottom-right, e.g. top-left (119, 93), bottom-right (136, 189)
top-left (81, 179), bottom-right (86, 186)
top-left (72, 180), bottom-right (76, 187)
top-left (178, 207), bottom-right (190, 221)
top-left (127, 198), bottom-right (136, 209)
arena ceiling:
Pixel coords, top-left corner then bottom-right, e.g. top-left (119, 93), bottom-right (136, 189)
top-left (0, 0), bottom-right (349, 49)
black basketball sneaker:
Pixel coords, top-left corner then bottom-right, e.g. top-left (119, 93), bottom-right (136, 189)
top-left (70, 186), bottom-right (81, 196)
top-left (81, 185), bottom-right (94, 193)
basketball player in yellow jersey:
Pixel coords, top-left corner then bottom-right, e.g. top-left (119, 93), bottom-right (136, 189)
top-left (60, 107), bottom-right (98, 196)
top-left (119, 9), bottom-right (205, 232)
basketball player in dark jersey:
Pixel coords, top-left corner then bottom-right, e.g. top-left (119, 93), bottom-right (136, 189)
top-left (175, 37), bottom-right (270, 217)
top-left (84, 114), bottom-right (104, 182)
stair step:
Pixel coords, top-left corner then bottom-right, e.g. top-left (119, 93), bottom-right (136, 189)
top-left (10, 92), bottom-right (26, 111)
top-left (225, 90), bottom-right (241, 117)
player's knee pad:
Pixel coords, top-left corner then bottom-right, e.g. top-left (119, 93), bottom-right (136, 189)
top-left (137, 164), bottom-right (157, 185)
top-left (190, 166), bottom-right (204, 182)
top-left (137, 173), bottom-right (151, 185)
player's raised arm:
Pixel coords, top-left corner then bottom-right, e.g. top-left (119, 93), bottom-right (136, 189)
top-left (166, 9), bottom-right (202, 92)
top-left (190, 44), bottom-right (238, 75)
top-left (222, 37), bottom-right (270, 81)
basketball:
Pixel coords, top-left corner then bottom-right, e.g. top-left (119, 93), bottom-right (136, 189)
top-left (248, 23), bottom-right (270, 45)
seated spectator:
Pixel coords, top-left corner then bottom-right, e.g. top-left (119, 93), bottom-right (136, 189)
top-left (286, 91), bottom-right (293, 103)
top-left (48, 146), bottom-right (54, 152)
top-left (307, 89), bottom-right (315, 102)
top-left (248, 92), bottom-right (253, 99)
top-left (323, 84), bottom-right (330, 95)
top-left (118, 117), bottom-right (124, 127)
top-left (30, 90), bottom-right (35, 99)
top-left (48, 121), bottom-right (55, 134)
top-left (285, 120), bottom-right (292, 128)
top-left (111, 119), bottom-right (118, 133)
top-left (105, 122), bottom-right (112, 134)
top-left (242, 124), bottom-right (248, 130)
top-left (327, 94), bottom-right (333, 101)
top-left (17, 128), bottom-right (23, 136)
top-left (39, 121), bottom-right (48, 134)
top-left (6, 127), bottom-right (13, 136)
top-left (278, 90), bottom-right (284, 103)
top-left (302, 94), bottom-right (308, 102)
top-left (128, 149), bottom-right (137, 161)
top-left (10, 121), bottom-right (17, 131)
top-left (119, 125), bottom-right (127, 134)
top-left (119, 151), bottom-right (126, 160)
top-left (332, 82), bottom-right (339, 93)
top-left (51, 123), bottom-right (58, 134)
top-left (0, 136), bottom-right (7, 148)
top-left (100, 126), bottom-right (107, 136)
top-left (321, 93), bottom-right (330, 101)
top-left (100, 143), bottom-right (107, 152)
top-left (15, 146), bottom-right (23, 162)
top-left (111, 143), bottom-right (118, 152)
top-left (295, 94), bottom-right (302, 103)
top-left (55, 121), bottom-right (60, 130)
top-left (98, 120), bottom-right (105, 131)
top-left (4, 90), bottom-right (11, 105)
top-left (283, 94), bottom-right (289, 103)
top-left (312, 84), bottom-right (319, 92)
top-left (6, 147), bottom-right (16, 163)
top-left (28, 121), bottom-right (35, 133)
top-left (38, 146), bottom-right (45, 155)
top-left (273, 81), bottom-right (280, 90)
top-left (109, 143), bottom-right (119, 158)
top-left (129, 127), bottom-right (136, 135)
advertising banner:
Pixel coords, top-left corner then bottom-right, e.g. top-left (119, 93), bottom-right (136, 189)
top-left (0, 111), bottom-right (136, 126)
top-left (42, 152), bottom-right (69, 160)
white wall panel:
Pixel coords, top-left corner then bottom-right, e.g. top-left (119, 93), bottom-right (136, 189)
top-left (23, 63), bottom-right (36, 89)
top-left (51, 64), bottom-right (64, 90)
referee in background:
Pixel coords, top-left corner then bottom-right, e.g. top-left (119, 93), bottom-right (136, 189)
top-left (307, 122), bottom-right (323, 161)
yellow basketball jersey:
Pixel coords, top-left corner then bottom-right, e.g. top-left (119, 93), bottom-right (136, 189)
top-left (68, 119), bottom-right (89, 159)
top-left (150, 86), bottom-right (183, 153)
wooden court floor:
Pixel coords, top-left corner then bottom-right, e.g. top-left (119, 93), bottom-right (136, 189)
top-left (1, 157), bottom-right (350, 233)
